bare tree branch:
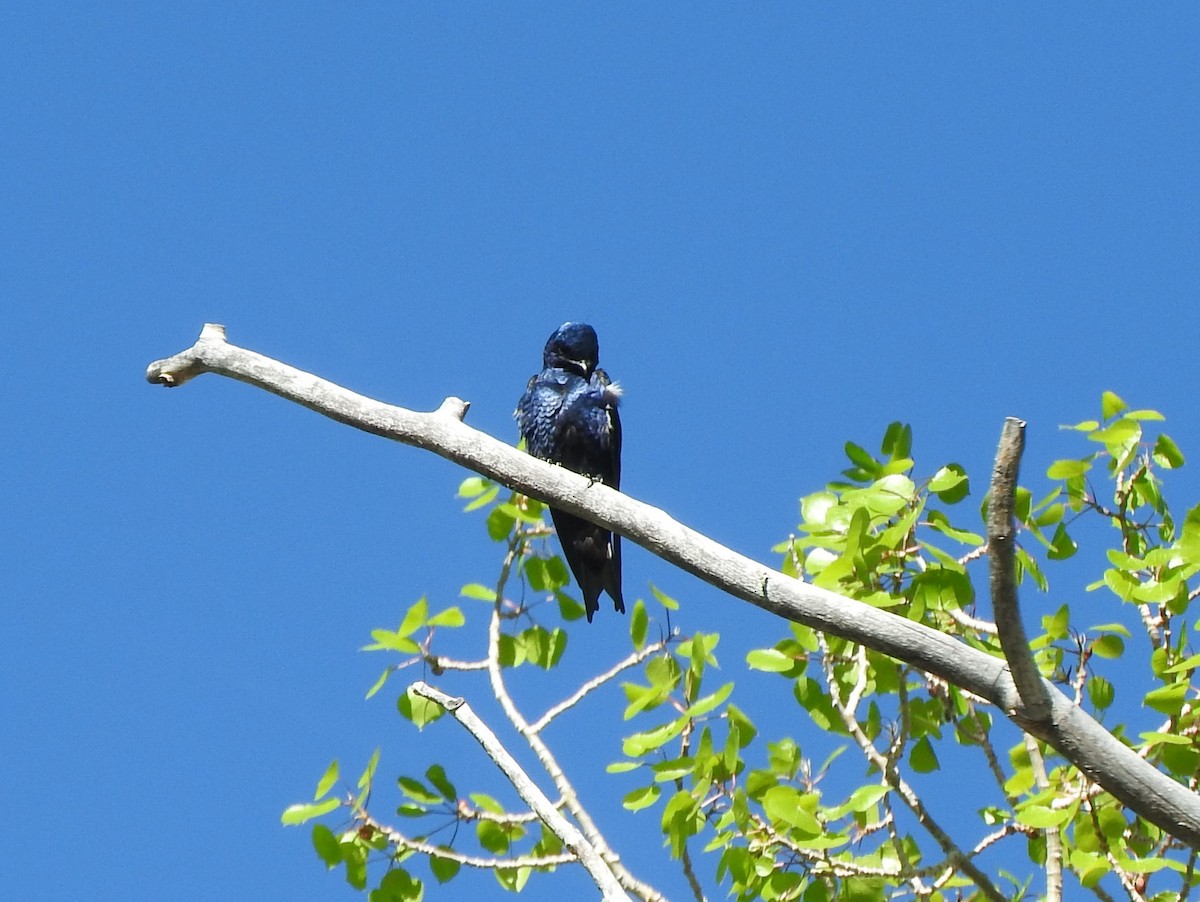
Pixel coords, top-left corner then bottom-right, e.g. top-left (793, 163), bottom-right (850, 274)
top-left (146, 325), bottom-right (1200, 849)
top-left (531, 640), bottom-right (669, 735)
top-left (357, 809), bottom-right (577, 868)
top-left (410, 680), bottom-right (633, 902)
top-left (987, 417), bottom-right (1052, 722)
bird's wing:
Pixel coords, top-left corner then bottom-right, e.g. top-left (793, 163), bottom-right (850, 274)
top-left (517, 369), bottom-right (574, 458)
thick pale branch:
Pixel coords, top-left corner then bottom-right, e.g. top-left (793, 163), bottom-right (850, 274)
top-left (410, 681), bottom-right (632, 902)
top-left (147, 325), bottom-right (1200, 849)
top-left (987, 417), bottom-right (1051, 721)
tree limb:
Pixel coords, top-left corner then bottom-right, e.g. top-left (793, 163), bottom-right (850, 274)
top-left (410, 681), bottom-right (633, 902)
top-left (987, 417), bottom-right (1052, 721)
top-left (146, 325), bottom-right (1200, 849)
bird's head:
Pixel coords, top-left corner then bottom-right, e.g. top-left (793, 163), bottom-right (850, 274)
top-left (542, 322), bottom-right (600, 378)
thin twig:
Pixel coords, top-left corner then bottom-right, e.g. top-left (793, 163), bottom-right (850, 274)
top-left (1024, 736), bottom-right (1062, 902)
top-left (531, 641), bottom-right (669, 734)
top-left (946, 605), bottom-right (999, 636)
top-left (358, 810), bottom-right (576, 868)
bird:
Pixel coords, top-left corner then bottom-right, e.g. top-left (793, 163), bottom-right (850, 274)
top-left (515, 322), bottom-right (625, 621)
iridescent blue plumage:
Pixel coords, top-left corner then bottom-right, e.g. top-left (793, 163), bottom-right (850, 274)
top-left (515, 323), bottom-right (624, 621)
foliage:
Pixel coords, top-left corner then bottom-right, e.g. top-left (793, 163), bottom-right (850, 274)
top-left (284, 393), bottom-right (1200, 900)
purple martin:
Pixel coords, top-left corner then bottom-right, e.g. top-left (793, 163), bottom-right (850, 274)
top-left (515, 322), bottom-right (624, 621)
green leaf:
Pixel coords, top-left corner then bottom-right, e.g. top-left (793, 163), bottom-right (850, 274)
top-left (1042, 604), bottom-right (1070, 641)
top-left (1016, 802), bottom-right (1074, 829)
top-left (397, 597), bottom-right (428, 638)
top-left (1144, 682), bottom-right (1189, 715)
top-left (630, 600), bottom-right (648, 649)
top-left (1164, 652), bottom-right (1200, 673)
top-left (1046, 523), bottom-right (1078, 560)
top-left (686, 682), bottom-right (734, 718)
top-left (882, 421), bottom-right (912, 459)
top-left (929, 464), bottom-right (969, 503)
top-left (357, 748), bottom-right (380, 791)
top-left (430, 853), bottom-right (461, 884)
top-left (623, 785), bottom-right (661, 811)
top-left (845, 784), bottom-right (888, 813)
top-left (363, 629), bottom-right (420, 655)
top-left (1140, 730), bottom-right (1192, 747)
top-left (1091, 634), bottom-right (1125, 659)
top-left (912, 568), bottom-right (974, 612)
top-left (1125, 408), bottom-right (1165, 422)
top-left (844, 441), bottom-right (879, 476)
top-left (908, 736), bottom-right (940, 773)
top-left (365, 667), bottom-right (392, 700)
top-left (607, 761), bottom-right (641, 776)
top-left (661, 790), bottom-right (702, 857)
top-left (398, 775), bottom-right (441, 805)
top-left (311, 823), bottom-right (342, 868)
top-left (726, 704), bottom-right (757, 748)
top-left (925, 510), bottom-right (983, 545)
top-left (460, 583), bottom-right (497, 602)
top-left (746, 648), bottom-right (798, 673)
top-left (1033, 502), bottom-right (1064, 527)
top-left (398, 687), bottom-right (446, 729)
top-left (623, 718), bottom-right (687, 757)
top-left (1103, 568), bottom-right (1139, 603)
top-left (499, 867), bottom-right (533, 893)
top-left (800, 491), bottom-right (838, 526)
top-left (426, 606), bottom-right (466, 628)
top-left (1154, 433), bottom-right (1186, 469)
top-left (1085, 621), bottom-right (1131, 637)
top-left (469, 793), bottom-right (504, 814)
top-left (497, 500), bottom-right (544, 525)
top-left (861, 474), bottom-right (916, 515)
top-left (281, 798), bottom-right (340, 825)
top-left (426, 764), bottom-right (456, 801)
top-left (457, 476), bottom-right (489, 498)
top-left (1163, 743), bottom-right (1200, 778)
top-left (761, 786), bottom-right (821, 835)
top-left (461, 484), bottom-right (499, 511)
top-left (1088, 675), bottom-right (1114, 710)
top-left (1101, 391), bottom-right (1128, 419)
top-left (315, 759), bottom-right (339, 800)
top-left (1047, 458), bottom-right (1092, 480)
top-left (476, 820), bottom-right (510, 854)
top-left (650, 583), bottom-right (680, 610)
top-left (524, 556), bottom-right (567, 592)
top-left (485, 506), bottom-right (516, 541)
top-left (521, 626), bottom-right (568, 669)
top-left (652, 758), bottom-right (695, 782)
top-left (1089, 418), bottom-right (1142, 468)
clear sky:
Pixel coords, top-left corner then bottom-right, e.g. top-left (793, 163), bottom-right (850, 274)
top-left (4, 4), bottom-right (1199, 900)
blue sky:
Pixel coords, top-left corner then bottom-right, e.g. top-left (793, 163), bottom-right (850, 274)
top-left (4, 4), bottom-right (1199, 900)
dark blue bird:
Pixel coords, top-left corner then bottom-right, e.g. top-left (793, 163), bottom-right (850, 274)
top-left (516, 322), bottom-right (624, 621)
